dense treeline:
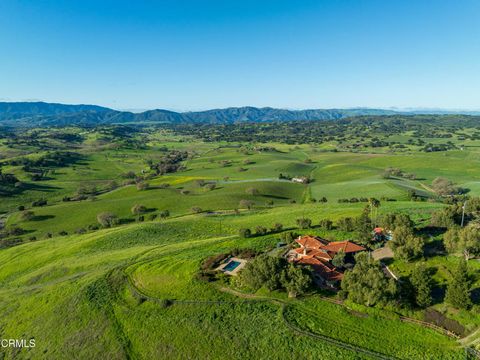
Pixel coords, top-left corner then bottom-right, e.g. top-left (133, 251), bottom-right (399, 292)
top-left (163, 115), bottom-right (480, 145)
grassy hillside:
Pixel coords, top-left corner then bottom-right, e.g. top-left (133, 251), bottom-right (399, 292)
top-left (0, 218), bottom-right (464, 359)
top-left (2, 122), bottom-right (480, 359)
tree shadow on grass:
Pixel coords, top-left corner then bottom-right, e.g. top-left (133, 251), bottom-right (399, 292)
top-left (0, 182), bottom-right (61, 197)
top-left (119, 218), bottom-right (135, 225)
top-left (21, 182), bottom-right (62, 193)
top-left (262, 194), bottom-right (289, 200)
top-left (32, 215), bottom-right (55, 221)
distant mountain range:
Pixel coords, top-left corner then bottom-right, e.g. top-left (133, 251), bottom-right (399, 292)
top-left (1, 101), bottom-right (479, 127)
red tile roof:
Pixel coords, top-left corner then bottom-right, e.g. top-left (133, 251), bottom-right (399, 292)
top-left (295, 235), bottom-right (328, 249)
top-left (314, 250), bottom-right (333, 261)
top-left (374, 227), bottom-right (384, 234)
top-left (295, 256), bottom-right (343, 282)
top-left (321, 241), bottom-right (365, 254)
top-left (294, 247), bottom-right (333, 260)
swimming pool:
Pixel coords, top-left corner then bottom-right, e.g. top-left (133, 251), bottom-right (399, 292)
top-left (223, 260), bottom-right (241, 272)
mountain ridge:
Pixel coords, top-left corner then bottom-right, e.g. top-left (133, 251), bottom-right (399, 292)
top-left (1, 101), bottom-right (480, 126)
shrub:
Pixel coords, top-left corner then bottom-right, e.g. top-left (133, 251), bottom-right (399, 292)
top-left (148, 214), bottom-right (158, 221)
top-left (239, 199), bottom-right (255, 210)
top-left (131, 204), bottom-right (147, 215)
top-left (319, 219), bottom-right (333, 230)
top-left (195, 179), bottom-right (206, 187)
top-left (20, 210), bottom-right (35, 221)
top-left (121, 171), bottom-right (136, 179)
top-left (296, 218), bottom-right (312, 229)
top-left (239, 228), bottom-right (252, 238)
top-left (32, 199), bottom-right (47, 207)
top-left (4, 227), bottom-right (24, 236)
top-left (107, 180), bottom-right (118, 190)
top-left (136, 182), bottom-right (149, 191)
top-left (159, 210), bottom-right (170, 219)
top-left (201, 253), bottom-right (228, 271)
top-left (337, 217), bottom-right (355, 232)
top-left (432, 177), bottom-right (461, 196)
top-left (191, 206), bottom-right (203, 213)
top-left (97, 212), bottom-right (119, 228)
top-left (205, 183), bottom-right (216, 191)
top-left (271, 223), bottom-right (283, 232)
top-left (280, 231), bottom-right (297, 243)
top-left (255, 226), bottom-right (268, 236)
top-left (123, 179), bottom-right (136, 186)
top-left (245, 187), bottom-right (259, 196)
top-left (77, 183), bottom-right (98, 196)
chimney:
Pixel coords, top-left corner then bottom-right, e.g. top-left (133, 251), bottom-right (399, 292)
top-left (303, 247), bottom-right (307, 256)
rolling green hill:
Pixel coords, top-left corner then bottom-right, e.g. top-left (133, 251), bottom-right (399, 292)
top-left (0, 216), bottom-right (464, 359)
top-left (2, 121), bottom-right (480, 359)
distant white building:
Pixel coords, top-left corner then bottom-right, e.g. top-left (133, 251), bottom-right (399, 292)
top-left (292, 176), bottom-right (309, 184)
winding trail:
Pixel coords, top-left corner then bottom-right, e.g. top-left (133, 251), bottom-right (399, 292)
top-left (124, 274), bottom-right (398, 359)
top-left (111, 244), bottom-right (473, 359)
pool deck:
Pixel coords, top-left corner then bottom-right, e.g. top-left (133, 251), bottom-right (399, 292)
top-left (216, 257), bottom-right (248, 276)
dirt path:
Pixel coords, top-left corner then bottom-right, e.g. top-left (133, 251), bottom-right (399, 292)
top-left (122, 254), bottom-right (469, 358)
top-left (459, 327), bottom-right (480, 346)
top-left (218, 286), bottom-right (274, 300)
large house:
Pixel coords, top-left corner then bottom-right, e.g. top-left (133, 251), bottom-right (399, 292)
top-left (289, 235), bottom-right (365, 288)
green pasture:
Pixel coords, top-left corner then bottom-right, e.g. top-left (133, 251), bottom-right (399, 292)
top-left (0, 217), bottom-right (464, 359)
top-left (2, 127), bottom-right (480, 359)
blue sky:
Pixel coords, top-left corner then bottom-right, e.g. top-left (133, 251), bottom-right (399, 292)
top-left (1, 0), bottom-right (479, 111)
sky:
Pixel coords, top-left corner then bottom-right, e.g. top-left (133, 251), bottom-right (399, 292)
top-left (1, 0), bottom-right (480, 111)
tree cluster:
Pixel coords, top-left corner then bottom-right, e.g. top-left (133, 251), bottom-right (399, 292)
top-left (238, 254), bottom-right (311, 297)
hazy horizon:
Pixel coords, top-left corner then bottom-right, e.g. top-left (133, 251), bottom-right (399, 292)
top-left (2, 100), bottom-right (480, 114)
